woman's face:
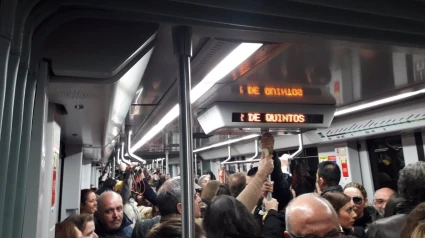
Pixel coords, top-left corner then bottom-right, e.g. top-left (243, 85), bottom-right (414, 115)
top-left (338, 202), bottom-right (357, 230)
top-left (344, 187), bottom-right (367, 218)
top-left (81, 192), bottom-right (97, 215)
top-left (74, 227), bottom-right (83, 238)
top-left (82, 221), bottom-right (98, 238)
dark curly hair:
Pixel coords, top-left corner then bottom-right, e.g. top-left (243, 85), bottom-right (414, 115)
top-left (398, 161), bottom-right (425, 204)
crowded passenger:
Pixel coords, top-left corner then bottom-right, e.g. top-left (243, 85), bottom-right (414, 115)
top-left (373, 187), bottom-right (395, 218)
top-left (131, 178), bottom-right (203, 238)
top-left (366, 161), bottom-right (425, 238)
top-left (145, 217), bottom-right (206, 238)
top-left (285, 193), bottom-right (342, 238)
top-left (56, 221), bottom-right (83, 238)
top-left (215, 184), bottom-right (231, 196)
top-left (400, 202), bottom-right (425, 238)
top-left (132, 151), bottom-right (274, 237)
top-left (383, 193), bottom-right (406, 218)
top-left (316, 161), bottom-right (342, 195)
top-left (201, 180), bottom-right (221, 204)
top-left (258, 132), bottom-right (293, 211)
top-left (65, 214), bottom-right (98, 238)
top-left (411, 223), bottom-right (425, 238)
top-left (80, 189), bottom-right (97, 215)
top-left (198, 174), bottom-right (210, 189)
top-left (344, 182), bottom-right (378, 229)
top-left (203, 195), bottom-right (281, 238)
top-left (94, 191), bottom-right (133, 238)
top-left (322, 192), bottom-right (364, 237)
top-left (229, 172), bottom-right (246, 197)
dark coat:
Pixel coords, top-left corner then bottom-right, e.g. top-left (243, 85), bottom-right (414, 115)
top-left (95, 213), bottom-right (134, 238)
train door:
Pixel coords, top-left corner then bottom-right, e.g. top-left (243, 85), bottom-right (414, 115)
top-left (366, 135), bottom-right (405, 192)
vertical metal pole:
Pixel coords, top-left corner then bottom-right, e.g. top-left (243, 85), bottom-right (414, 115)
top-left (112, 156), bottom-right (116, 179)
top-left (194, 154), bottom-right (198, 178)
top-left (165, 150), bottom-right (169, 174)
top-left (173, 25), bottom-right (194, 238)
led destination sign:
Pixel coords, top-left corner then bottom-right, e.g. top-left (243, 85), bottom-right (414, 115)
top-left (234, 85), bottom-right (321, 97)
top-left (232, 113), bottom-right (324, 124)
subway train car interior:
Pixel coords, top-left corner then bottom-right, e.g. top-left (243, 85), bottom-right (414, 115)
top-left (2, 1), bottom-right (425, 238)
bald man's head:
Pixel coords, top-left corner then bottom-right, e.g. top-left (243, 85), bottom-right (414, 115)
top-left (96, 191), bottom-right (124, 231)
top-left (374, 187), bottom-right (395, 216)
top-left (284, 194), bottom-right (340, 238)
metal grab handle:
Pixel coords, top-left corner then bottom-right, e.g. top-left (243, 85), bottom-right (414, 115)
top-left (125, 126), bottom-right (146, 164)
top-left (120, 143), bottom-right (132, 166)
top-left (222, 140), bottom-right (258, 166)
top-left (289, 134), bottom-right (303, 159)
top-left (220, 145), bottom-right (232, 167)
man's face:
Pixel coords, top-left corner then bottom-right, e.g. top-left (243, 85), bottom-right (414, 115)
top-left (316, 172), bottom-right (326, 192)
top-left (199, 176), bottom-right (210, 189)
top-left (97, 195), bottom-right (124, 231)
top-left (260, 133), bottom-right (274, 153)
top-left (193, 192), bottom-right (202, 218)
top-left (373, 188), bottom-right (395, 216)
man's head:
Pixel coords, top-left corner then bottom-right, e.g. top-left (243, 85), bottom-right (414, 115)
top-left (246, 167), bottom-right (258, 185)
top-left (398, 161), bottom-right (425, 204)
top-left (259, 132), bottom-right (274, 154)
top-left (229, 172), bottom-right (247, 197)
top-left (198, 175), bottom-right (210, 189)
top-left (95, 191), bottom-right (124, 231)
top-left (316, 161), bottom-right (341, 192)
top-left (285, 194), bottom-right (341, 238)
top-left (157, 178), bottom-right (202, 218)
top-left (373, 187), bottom-right (395, 217)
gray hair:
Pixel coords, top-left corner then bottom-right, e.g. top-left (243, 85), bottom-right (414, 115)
top-left (198, 175), bottom-right (209, 183)
top-left (285, 193), bottom-right (336, 233)
top-left (157, 178), bottom-right (182, 217)
top-left (398, 161), bottom-right (425, 203)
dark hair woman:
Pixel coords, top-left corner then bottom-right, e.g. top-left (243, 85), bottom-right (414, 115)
top-left (65, 214), bottom-right (98, 238)
top-left (80, 189), bottom-right (97, 215)
top-left (203, 195), bottom-right (281, 238)
top-left (400, 202), bottom-right (425, 238)
top-left (55, 221), bottom-right (82, 238)
top-left (322, 192), bottom-right (364, 237)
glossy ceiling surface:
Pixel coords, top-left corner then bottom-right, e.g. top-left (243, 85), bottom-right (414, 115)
top-left (25, 0), bottom-right (425, 162)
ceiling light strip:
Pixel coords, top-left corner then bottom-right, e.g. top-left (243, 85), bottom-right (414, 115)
top-left (130, 43), bottom-right (263, 152)
top-left (334, 89), bottom-right (425, 117)
top-left (193, 134), bottom-right (260, 153)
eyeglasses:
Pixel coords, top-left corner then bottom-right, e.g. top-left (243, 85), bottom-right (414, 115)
top-left (374, 199), bottom-right (386, 204)
top-left (288, 230), bottom-right (343, 238)
top-left (352, 196), bottom-right (363, 205)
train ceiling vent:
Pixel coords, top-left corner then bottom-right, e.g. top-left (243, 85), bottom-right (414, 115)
top-left (316, 107), bottom-right (425, 141)
top-left (53, 88), bottom-right (100, 100)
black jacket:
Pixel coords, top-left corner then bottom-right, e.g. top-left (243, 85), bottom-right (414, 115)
top-left (365, 201), bottom-right (417, 238)
top-left (141, 178), bottom-right (157, 206)
top-left (261, 209), bottom-right (283, 238)
top-left (320, 185), bottom-right (343, 196)
top-left (95, 213), bottom-right (134, 238)
top-left (270, 151), bottom-right (293, 211)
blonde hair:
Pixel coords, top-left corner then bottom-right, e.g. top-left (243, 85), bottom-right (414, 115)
top-left (411, 222), bottom-right (425, 238)
top-left (344, 182), bottom-right (367, 199)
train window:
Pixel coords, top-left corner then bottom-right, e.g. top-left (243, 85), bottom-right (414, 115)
top-left (366, 135), bottom-right (405, 192)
